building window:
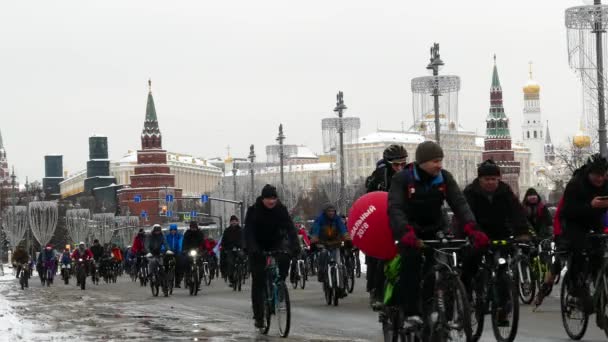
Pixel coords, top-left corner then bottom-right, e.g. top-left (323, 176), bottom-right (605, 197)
top-left (534, 131), bottom-right (537, 138)
top-left (527, 131), bottom-right (530, 139)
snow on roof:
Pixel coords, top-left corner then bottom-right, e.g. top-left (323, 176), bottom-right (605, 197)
top-left (90, 134), bottom-right (107, 138)
top-left (357, 131), bottom-right (425, 145)
top-left (475, 137), bottom-right (485, 148)
top-left (288, 146), bottom-right (318, 159)
top-left (225, 162), bottom-right (334, 177)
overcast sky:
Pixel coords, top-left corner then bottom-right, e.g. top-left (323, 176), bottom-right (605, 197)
top-left (0, 0), bottom-right (585, 182)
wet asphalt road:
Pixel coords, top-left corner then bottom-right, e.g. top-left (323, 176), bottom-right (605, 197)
top-left (2, 270), bottom-right (608, 341)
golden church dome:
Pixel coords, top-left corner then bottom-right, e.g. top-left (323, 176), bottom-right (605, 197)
top-left (523, 80), bottom-right (540, 94)
top-left (573, 130), bottom-right (591, 149)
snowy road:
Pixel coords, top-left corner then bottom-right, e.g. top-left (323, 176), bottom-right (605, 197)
top-left (1, 268), bottom-right (607, 341)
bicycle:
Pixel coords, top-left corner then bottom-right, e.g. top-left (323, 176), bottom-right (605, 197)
top-left (259, 250), bottom-right (291, 338)
top-left (17, 262), bottom-right (29, 290)
top-left (512, 241), bottom-right (536, 305)
top-left (185, 249), bottom-right (202, 296)
top-left (290, 249), bottom-right (307, 290)
top-left (470, 239), bottom-right (519, 342)
top-left (559, 233), bottom-right (608, 340)
top-left (137, 255), bottom-right (148, 287)
top-left (230, 248), bottom-right (245, 292)
top-left (60, 262), bottom-right (71, 285)
top-left (201, 253), bottom-right (213, 286)
top-left (342, 244), bottom-right (356, 294)
top-left (75, 258), bottom-right (88, 290)
top-left (318, 243), bottom-right (347, 306)
top-left (353, 247), bottom-right (362, 278)
top-left (44, 260), bottom-right (56, 287)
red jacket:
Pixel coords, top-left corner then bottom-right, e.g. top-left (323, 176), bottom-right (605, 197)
top-left (298, 227), bottom-right (311, 247)
top-left (71, 248), bottom-right (93, 261)
top-left (132, 235), bottom-right (145, 254)
top-left (553, 197), bottom-right (564, 238)
top-left (111, 248), bottom-right (123, 262)
top-left (203, 239), bottom-right (216, 255)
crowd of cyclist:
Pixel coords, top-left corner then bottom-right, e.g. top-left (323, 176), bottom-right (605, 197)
top-left (10, 138), bottom-right (608, 340)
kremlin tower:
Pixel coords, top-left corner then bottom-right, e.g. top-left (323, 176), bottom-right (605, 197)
top-left (521, 62), bottom-right (545, 166)
top-left (483, 55), bottom-right (521, 194)
top-left (117, 81), bottom-right (182, 225)
top-left (0, 130), bottom-right (10, 189)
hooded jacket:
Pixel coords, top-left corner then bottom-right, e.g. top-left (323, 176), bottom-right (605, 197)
top-left (132, 234), bottom-right (146, 254)
top-left (243, 197), bottom-right (299, 254)
top-left (165, 231), bottom-right (183, 253)
top-left (311, 207), bottom-right (348, 244)
top-left (560, 164), bottom-right (608, 236)
top-left (146, 232), bottom-right (169, 256)
top-left (463, 179), bottom-right (529, 240)
top-left (222, 224), bottom-right (243, 251)
top-left (522, 188), bottom-right (553, 238)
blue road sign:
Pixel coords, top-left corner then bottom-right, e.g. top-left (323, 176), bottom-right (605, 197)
top-left (140, 210), bottom-right (147, 218)
top-left (166, 194), bottom-right (174, 203)
top-left (167, 210), bottom-right (173, 217)
top-left (201, 194), bottom-right (209, 203)
top-left (190, 211), bottom-right (198, 218)
top-left (134, 195), bottom-right (142, 203)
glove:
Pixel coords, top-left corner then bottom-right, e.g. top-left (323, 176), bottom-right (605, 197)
top-left (603, 227), bottom-right (608, 234)
top-left (470, 230), bottom-right (489, 250)
top-left (400, 226), bottom-right (419, 249)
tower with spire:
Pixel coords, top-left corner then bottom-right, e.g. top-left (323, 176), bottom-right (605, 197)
top-left (521, 62), bottom-right (545, 166)
top-left (0, 129), bottom-right (9, 188)
top-left (117, 80), bottom-right (182, 224)
top-left (544, 122), bottom-right (555, 164)
top-left (483, 55), bottom-right (521, 194)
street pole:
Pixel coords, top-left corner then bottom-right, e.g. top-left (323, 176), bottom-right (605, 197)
top-left (595, 0), bottom-right (608, 157)
top-left (277, 124), bottom-right (286, 187)
top-left (248, 144), bottom-right (256, 205)
top-left (10, 167), bottom-right (16, 264)
top-left (232, 163), bottom-right (237, 201)
top-left (333, 91), bottom-right (347, 206)
top-left (426, 43), bottom-right (444, 146)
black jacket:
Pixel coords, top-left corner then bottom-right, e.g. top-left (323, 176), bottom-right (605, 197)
top-left (522, 188), bottom-right (553, 238)
top-left (366, 159), bottom-right (395, 193)
top-left (388, 163), bottom-right (474, 240)
top-left (182, 229), bottom-right (205, 253)
top-left (222, 224), bottom-right (243, 251)
top-left (560, 165), bottom-right (608, 235)
top-left (146, 232), bottom-right (169, 256)
top-left (464, 179), bottom-right (529, 240)
top-left (90, 245), bottom-right (104, 261)
top-left (244, 197), bottom-right (299, 254)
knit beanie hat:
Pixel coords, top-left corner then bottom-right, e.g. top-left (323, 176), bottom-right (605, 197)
top-left (477, 159), bottom-right (501, 177)
top-left (415, 141), bottom-right (444, 164)
top-left (229, 215), bottom-right (239, 222)
top-left (261, 184), bottom-right (278, 199)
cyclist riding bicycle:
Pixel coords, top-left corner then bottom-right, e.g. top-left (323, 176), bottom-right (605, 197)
top-left (462, 159), bottom-right (532, 326)
top-left (388, 141), bottom-right (485, 325)
top-left (146, 224), bottom-right (170, 278)
top-left (244, 184), bottom-right (300, 329)
top-left (222, 215), bottom-right (244, 286)
top-left (522, 188), bottom-right (553, 239)
top-left (12, 245), bottom-right (29, 279)
top-left (537, 154), bottom-right (608, 311)
top-left (365, 144), bottom-right (408, 309)
top-left (311, 203), bottom-right (350, 288)
top-left (165, 224), bottom-right (183, 287)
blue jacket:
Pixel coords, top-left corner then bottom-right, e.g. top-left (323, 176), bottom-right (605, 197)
top-left (60, 253), bottom-right (71, 265)
top-left (312, 212), bottom-right (347, 243)
top-left (165, 232), bottom-right (183, 253)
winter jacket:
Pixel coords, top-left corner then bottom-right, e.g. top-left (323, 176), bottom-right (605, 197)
top-left (165, 232), bottom-right (183, 253)
top-left (311, 211), bottom-right (348, 244)
top-left (111, 247), bottom-right (123, 262)
top-left (71, 248), bottom-right (93, 261)
top-left (560, 164), bottom-right (608, 241)
top-left (388, 163), bottom-right (475, 240)
top-left (132, 234), bottom-right (146, 254)
top-left (222, 224), bottom-right (243, 251)
top-left (553, 197), bottom-right (564, 238)
top-left (90, 244), bottom-right (104, 261)
top-left (203, 239), bottom-right (216, 255)
top-left (522, 188), bottom-right (553, 238)
top-left (366, 159), bottom-right (395, 193)
top-left (182, 229), bottom-right (205, 253)
top-left (464, 179), bottom-right (530, 240)
top-left (146, 233), bottom-right (169, 256)
top-left (60, 252), bottom-right (72, 265)
top-left (243, 197), bottom-right (299, 254)
top-left (40, 249), bottom-right (59, 263)
top-left (298, 227), bottom-right (311, 248)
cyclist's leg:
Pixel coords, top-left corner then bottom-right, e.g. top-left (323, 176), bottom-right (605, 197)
top-left (277, 253), bottom-right (290, 281)
top-left (226, 252), bottom-right (236, 283)
top-left (249, 254), bottom-right (266, 324)
top-left (460, 248), bottom-right (482, 297)
top-left (400, 246), bottom-right (424, 318)
top-left (318, 250), bottom-right (328, 282)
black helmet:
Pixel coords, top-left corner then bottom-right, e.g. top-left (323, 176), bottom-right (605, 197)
top-left (383, 144), bottom-right (408, 163)
top-left (586, 153), bottom-right (608, 174)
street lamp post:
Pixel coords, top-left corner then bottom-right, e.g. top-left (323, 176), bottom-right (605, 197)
top-left (333, 91), bottom-right (347, 202)
top-left (248, 144), bottom-right (256, 204)
top-left (232, 163), bottom-right (238, 201)
top-left (10, 167), bottom-right (17, 263)
top-left (277, 124), bottom-right (286, 187)
top-left (594, 0), bottom-right (608, 157)
top-left (426, 43), bottom-right (444, 146)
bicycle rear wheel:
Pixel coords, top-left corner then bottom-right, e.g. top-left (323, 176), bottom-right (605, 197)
top-left (204, 263), bottom-right (212, 286)
top-left (517, 258), bottom-right (535, 305)
top-left (260, 290), bottom-right (271, 335)
top-left (560, 272), bottom-right (589, 340)
top-left (277, 282), bottom-right (291, 338)
top-left (299, 262), bottom-right (306, 290)
top-left (441, 277), bottom-right (473, 342)
top-left (491, 272), bottom-right (519, 342)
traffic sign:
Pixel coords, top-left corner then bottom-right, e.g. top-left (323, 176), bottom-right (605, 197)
top-left (134, 195), bottom-right (142, 203)
top-left (201, 194), bottom-right (209, 203)
top-left (191, 211), bottom-right (198, 218)
top-left (165, 194), bottom-right (174, 203)
top-left (184, 213), bottom-right (191, 221)
top-left (140, 210), bottom-right (147, 218)
top-left (167, 210), bottom-right (173, 217)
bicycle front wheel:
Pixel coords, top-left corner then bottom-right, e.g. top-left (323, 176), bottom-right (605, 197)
top-left (491, 271), bottom-right (519, 342)
top-left (277, 282), bottom-right (291, 338)
top-left (560, 271), bottom-right (589, 340)
top-left (517, 258), bottom-right (535, 305)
